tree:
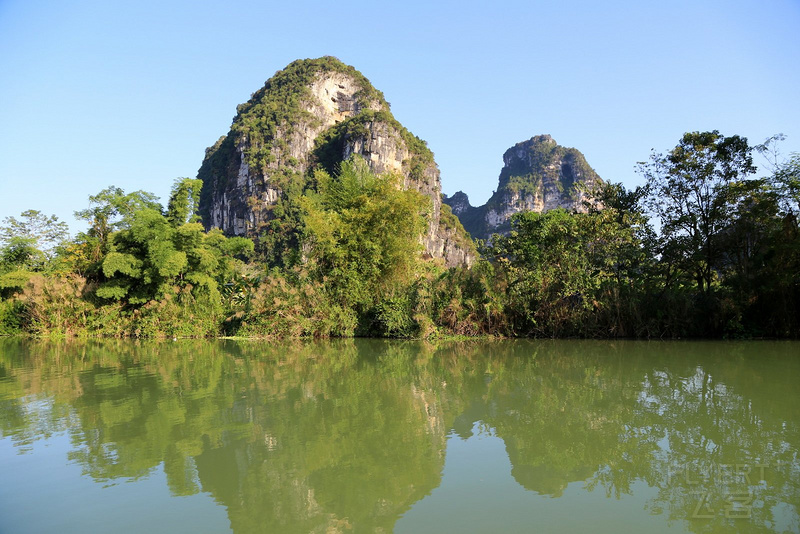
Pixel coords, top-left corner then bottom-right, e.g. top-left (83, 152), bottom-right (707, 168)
top-left (639, 131), bottom-right (757, 295)
top-left (0, 210), bottom-right (70, 295)
top-left (0, 210), bottom-right (69, 260)
top-left (300, 157), bottom-right (429, 326)
top-left (771, 152), bottom-right (800, 216)
top-left (74, 186), bottom-right (163, 264)
top-left (491, 209), bottom-right (595, 335)
top-left (97, 208), bottom-right (253, 305)
top-left (725, 151), bottom-right (800, 336)
top-left (166, 178), bottom-right (203, 227)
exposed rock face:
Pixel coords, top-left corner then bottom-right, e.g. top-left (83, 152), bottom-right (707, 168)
top-left (443, 135), bottom-right (602, 241)
top-left (444, 191), bottom-right (472, 216)
top-left (198, 57), bottom-right (475, 267)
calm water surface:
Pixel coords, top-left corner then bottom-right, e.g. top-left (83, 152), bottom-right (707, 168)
top-left (0, 339), bottom-right (798, 533)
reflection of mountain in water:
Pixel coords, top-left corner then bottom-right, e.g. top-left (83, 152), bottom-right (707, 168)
top-left (1, 339), bottom-right (798, 533)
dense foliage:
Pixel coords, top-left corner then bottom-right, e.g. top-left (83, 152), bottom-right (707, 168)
top-left (1, 131), bottom-right (798, 338)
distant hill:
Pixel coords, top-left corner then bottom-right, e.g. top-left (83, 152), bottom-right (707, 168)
top-left (444, 135), bottom-right (602, 241)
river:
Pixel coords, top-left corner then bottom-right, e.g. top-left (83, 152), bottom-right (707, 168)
top-left (0, 338), bottom-right (798, 533)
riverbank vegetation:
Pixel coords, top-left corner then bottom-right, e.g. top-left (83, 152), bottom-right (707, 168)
top-left (1, 131), bottom-right (798, 339)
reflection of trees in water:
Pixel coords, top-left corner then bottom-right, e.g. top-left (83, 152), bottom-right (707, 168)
top-left (191, 341), bottom-right (455, 533)
top-left (484, 341), bottom-right (800, 533)
top-left (632, 343), bottom-right (800, 533)
top-left (0, 339), bottom-right (798, 533)
top-left (515, 342), bottom-right (799, 533)
top-left (483, 341), bottom-right (656, 498)
top-left (0, 339), bottom-right (469, 532)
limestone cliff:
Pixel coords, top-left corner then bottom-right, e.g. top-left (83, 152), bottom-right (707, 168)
top-left (443, 135), bottom-right (602, 241)
top-left (198, 57), bottom-right (475, 267)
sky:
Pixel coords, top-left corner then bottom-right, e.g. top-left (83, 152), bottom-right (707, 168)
top-left (1, 0), bottom-right (799, 234)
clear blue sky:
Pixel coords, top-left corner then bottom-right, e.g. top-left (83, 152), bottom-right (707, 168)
top-left (1, 0), bottom-right (798, 234)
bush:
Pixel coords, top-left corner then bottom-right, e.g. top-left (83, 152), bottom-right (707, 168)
top-left (19, 274), bottom-right (94, 337)
top-left (231, 271), bottom-right (356, 338)
top-left (0, 298), bottom-right (24, 335)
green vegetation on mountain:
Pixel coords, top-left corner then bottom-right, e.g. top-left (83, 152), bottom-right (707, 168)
top-left (499, 146), bottom-right (592, 198)
top-left (196, 56), bottom-right (473, 270)
top-left (197, 57), bottom-right (389, 225)
top-left (313, 109), bottom-right (434, 179)
top-left (437, 203), bottom-right (477, 255)
top-left (233, 56), bottom-right (387, 174)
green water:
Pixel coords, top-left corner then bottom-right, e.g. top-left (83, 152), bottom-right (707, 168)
top-left (0, 339), bottom-right (797, 533)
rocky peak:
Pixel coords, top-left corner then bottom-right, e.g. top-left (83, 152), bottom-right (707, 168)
top-left (444, 191), bottom-right (472, 215)
top-left (444, 135), bottom-right (602, 241)
top-left (308, 72), bottom-right (379, 120)
top-left (197, 57), bottom-right (475, 267)
top-left (502, 134), bottom-right (555, 170)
